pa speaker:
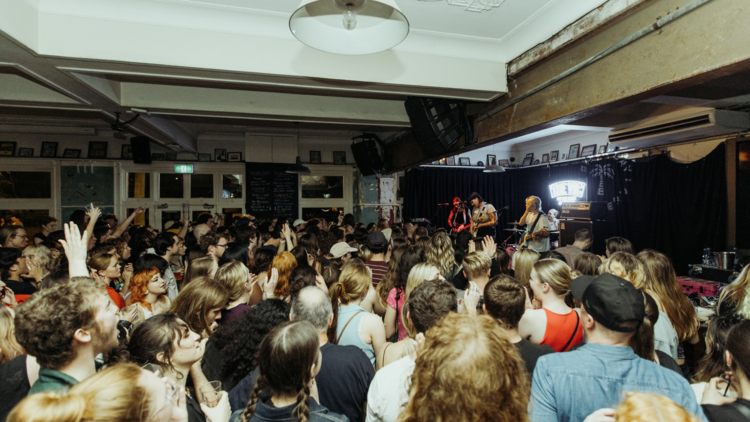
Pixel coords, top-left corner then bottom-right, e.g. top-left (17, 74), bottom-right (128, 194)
top-left (351, 139), bottom-right (385, 176)
top-left (405, 97), bottom-right (455, 129)
top-left (130, 136), bottom-right (152, 164)
top-left (559, 219), bottom-right (613, 256)
top-left (404, 97), bottom-right (465, 155)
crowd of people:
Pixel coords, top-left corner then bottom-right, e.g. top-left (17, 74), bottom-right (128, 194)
top-left (1, 204), bottom-right (750, 422)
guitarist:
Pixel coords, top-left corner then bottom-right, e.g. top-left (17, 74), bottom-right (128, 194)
top-left (519, 196), bottom-right (551, 252)
top-left (468, 192), bottom-right (497, 239)
top-left (448, 197), bottom-right (471, 233)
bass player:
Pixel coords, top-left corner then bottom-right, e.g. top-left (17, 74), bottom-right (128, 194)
top-left (448, 197), bottom-right (472, 233)
top-left (519, 195), bottom-right (551, 252)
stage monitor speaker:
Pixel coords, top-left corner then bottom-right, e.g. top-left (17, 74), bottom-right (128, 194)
top-left (351, 139), bottom-right (385, 176)
top-left (559, 219), bottom-right (614, 256)
top-left (130, 136), bottom-right (152, 164)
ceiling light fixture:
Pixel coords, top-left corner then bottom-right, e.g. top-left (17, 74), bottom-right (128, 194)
top-left (287, 124), bottom-right (311, 174)
top-left (289, 0), bottom-right (409, 55)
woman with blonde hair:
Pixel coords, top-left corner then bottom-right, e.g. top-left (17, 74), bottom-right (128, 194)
top-left (214, 261), bottom-right (257, 325)
top-left (86, 252), bottom-right (126, 309)
top-left (600, 252), bottom-right (646, 287)
top-left (381, 263), bottom-right (441, 367)
top-left (637, 250), bottom-right (700, 358)
top-left (329, 261), bottom-right (386, 368)
top-left (513, 248), bottom-right (540, 288)
top-left (397, 313), bottom-right (529, 422)
top-left (518, 259), bottom-right (583, 352)
top-left (717, 264), bottom-right (750, 318)
top-left (7, 362), bottom-right (187, 422)
top-left (425, 232), bottom-right (459, 283)
top-left (169, 277), bottom-right (230, 337)
top-left (0, 306), bottom-right (23, 365)
top-left (128, 267), bottom-right (171, 319)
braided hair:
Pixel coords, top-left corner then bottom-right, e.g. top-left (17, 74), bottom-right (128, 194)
top-left (239, 321), bottom-right (320, 422)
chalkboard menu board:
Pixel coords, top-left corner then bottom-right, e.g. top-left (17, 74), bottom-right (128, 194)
top-left (246, 163), bottom-right (299, 220)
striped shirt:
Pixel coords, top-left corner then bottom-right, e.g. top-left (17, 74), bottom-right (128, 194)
top-left (365, 261), bottom-right (389, 287)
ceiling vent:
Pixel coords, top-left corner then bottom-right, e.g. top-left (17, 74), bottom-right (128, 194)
top-left (609, 109), bottom-right (750, 148)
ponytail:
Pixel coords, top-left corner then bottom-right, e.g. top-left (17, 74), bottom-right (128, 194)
top-left (7, 392), bottom-right (86, 422)
top-left (293, 382), bottom-right (312, 422)
top-left (327, 282), bottom-right (343, 343)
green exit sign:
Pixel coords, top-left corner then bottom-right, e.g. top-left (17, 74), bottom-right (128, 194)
top-left (174, 164), bottom-right (194, 174)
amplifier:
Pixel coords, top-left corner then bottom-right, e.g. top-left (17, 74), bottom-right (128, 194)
top-left (560, 202), bottom-right (608, 221)
top-left (559, 219), bottom-right (614, 256)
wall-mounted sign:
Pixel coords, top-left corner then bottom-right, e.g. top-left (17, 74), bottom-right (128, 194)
top-left (174, 164), bottom-right (194, 174)
top-left (549, 180), bottom-right (586, 205)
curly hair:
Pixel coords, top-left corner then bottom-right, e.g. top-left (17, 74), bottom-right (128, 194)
top-left (168, 277), bottom-right (229, 336)
top-left (127, 313), bottom-right (190, 377)
top-left (271, 252), bottom-right (297, 298)
top-left (602, 252), bottom-right (646, 287)
top-left (425, 232), bottom-right (456, 280)
top-left (614, 392), bottom-right (700, 422)
top-left (14, 277), bottom-right (103, 369)
top-left (397, 313), bottom-right (529, 422)
top-left (213, 299), bottom-right (290, 388)
top-left (288, 266), bottom-right (319, 301)
top-left (0, 306), bottom-right (23, 365)
top-left (129, 267), bottom-right (166, 312)
top-left (240, 321), bottom-right (320, 422)
top-left (199, 231), bottom-right (229, 253)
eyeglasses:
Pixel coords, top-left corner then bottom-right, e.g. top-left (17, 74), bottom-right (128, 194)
top-left (216, 244), bottom-right (228, 249)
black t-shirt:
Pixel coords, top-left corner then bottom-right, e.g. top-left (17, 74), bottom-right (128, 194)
top-left (515, 339), bottom-right (555, 378)
top-left (5, 279), bottom-right (37, 295)
top-left (186, 394), bottom-right (207, 422)
top-left (703, 398), bottom-right (750, 422)
top-left (0, 354), bottom-right (31, 422)
top-left (32, 232), bottom-right (47, 244)
top-left (655, 350), bottom-right (682, 375)
top-left (316, 342), bottom-right (374, 422)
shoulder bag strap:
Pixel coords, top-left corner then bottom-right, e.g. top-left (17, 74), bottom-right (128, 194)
top-left (334, 310), bottom-right (364, 345)
top-left (561, 310), bottom-right (580, 352)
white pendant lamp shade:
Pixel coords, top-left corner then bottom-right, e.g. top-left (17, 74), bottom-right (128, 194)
top-left (289, 0), bottom-right (409, 55)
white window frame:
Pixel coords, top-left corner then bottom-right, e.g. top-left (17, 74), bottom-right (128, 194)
top-left (119, 161), bottom-right (246, 230)
top-left (299, 165), bottom-right (354, 219)
top-left (0, 158), bottom-right (61, 220)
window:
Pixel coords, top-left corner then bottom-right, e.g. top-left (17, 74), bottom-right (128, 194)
top-left (301, 176), bottom-right (344, 199)
top-left (126, 208), bottom-right (150, 227)
top-left (190, 174), bottom-right (214, 198)
top-left (222, 174), bottom-right (242, 199)
top-left (0, 210), bottom-right (51, 238)
top-left (160, 174), bottom-right (184, 198)
top-left (0, 171), bottom-right (52, 198)
top-left (127, 173), bottom-right (151, 198)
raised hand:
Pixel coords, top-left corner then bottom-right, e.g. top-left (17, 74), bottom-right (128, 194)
top-left (482, 236), bottom-right (497, 258)
top-left (59, 222), bottom-right (90, 278)
top-left (264, 268), bottom-right (279, 298)
top-left (464, 281), bottom-right (480, 315)
top-left (86, 203), bottom-right (102, 221)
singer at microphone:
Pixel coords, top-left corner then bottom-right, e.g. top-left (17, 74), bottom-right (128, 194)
top-left (448, 197), bottom-right (471, 233)
top-left (468, 192), bottom-right (497, 239)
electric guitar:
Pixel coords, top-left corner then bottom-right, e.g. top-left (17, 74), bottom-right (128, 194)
top-left (523, 228), bottom-right (549, 248)
top-left (470, 216), bottom-right (483, 236)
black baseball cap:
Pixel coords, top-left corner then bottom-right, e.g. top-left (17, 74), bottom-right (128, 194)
top-left (571, 273), bottom-right (644, 333)
top-left (366, 231), bottom-right (388, 251)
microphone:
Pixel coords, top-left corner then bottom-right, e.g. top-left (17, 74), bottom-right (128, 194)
top-left (500, 206), bottom-right (510, 210)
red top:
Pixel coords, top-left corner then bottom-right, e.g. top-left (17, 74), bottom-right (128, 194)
top-left (365, 261), bottom-right (389, 287)
top-left (540, 308), bottom-right (583, 352)
top-left (107, 286), bottom-right (126, 309)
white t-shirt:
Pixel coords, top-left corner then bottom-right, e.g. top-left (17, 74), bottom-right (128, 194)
top-left (524, 212), bottom-right (551, 252)
top-left (472, 203), bottom-right (497, 228)
top-left (164, 266), bottom-right (179, 301)
top-left (653, 311), bottom-right (679, 361)
top-left (366, 356), bottom-right (415, 422)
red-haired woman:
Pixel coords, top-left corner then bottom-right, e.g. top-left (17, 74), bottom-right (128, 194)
top-left (129, 267), bottom-right (171, 319)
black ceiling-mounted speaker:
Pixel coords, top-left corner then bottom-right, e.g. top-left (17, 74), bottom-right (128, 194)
top-left (404, 97), bottom-right (465, 156)
top-left (130, 136), bottom-right (152, 164)
top-left (351, 134), bottom-right (386, 176)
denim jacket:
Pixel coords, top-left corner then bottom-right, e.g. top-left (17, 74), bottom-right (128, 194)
top-left (530, 343), bottom-right (707, 422)
top-left (229, 397), bottom-right (349, 422)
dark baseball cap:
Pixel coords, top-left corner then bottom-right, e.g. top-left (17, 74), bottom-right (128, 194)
top-left (366, 231), bottom-right (388, 250)
top-left (571, 273), bottom-right (644, 333)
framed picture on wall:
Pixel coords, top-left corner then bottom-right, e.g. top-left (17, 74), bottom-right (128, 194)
top-left (598, 145), bottom-right (606, 154)
top-left (198, 153), bottom-right (212, 162)
top-left (214, 148), bottom-right (227, 162)
top-left (581, 144), bottom-right (597, 157)
top-left (498, 159), bottom-right (510, 167)
top-left (18, 148), bottom-right (34, 157)
top-left (0, 141), bottom-right (17, 157)
top-left (41, 142), bottom-right (58, 157)
top-left (333, 151), bottom-right (347, 164)
top-left (550, 150), bottom-right (559, 162)
top-left (486, 154), bottom-right (497, 166)
top-left (446, 156), bottom-right (455, 166)
top-left (227, 152), bottom-right (242, 162)
top-left (63, 148), bottom-right (81, 158)
top-left (310, 151), bottom-right (321, 164)
top-left (522, 153), bottom-right (534, 166)
top-left (568, 144), bottom-right (580, 159)
top-left (459, 157), bottom-right (471, 166)
top-left (121, 145), bottom-right (133, 159)
top-left (88, 141), bottom-right (108, 159)
top-left (542, 154), bottom-right (550, 163)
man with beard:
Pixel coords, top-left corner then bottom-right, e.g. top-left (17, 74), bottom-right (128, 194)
top-left (14, 277), bottom-right (120, 394)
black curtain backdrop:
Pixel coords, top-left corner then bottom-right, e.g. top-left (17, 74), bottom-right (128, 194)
top-left (403, 144), bottom-right (727, 275)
